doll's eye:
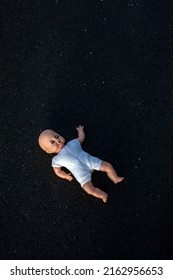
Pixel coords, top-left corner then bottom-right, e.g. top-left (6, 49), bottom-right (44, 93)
top-left (51, 140), bottom-right (55, 144)
top-left (55, 135), bottom-right (59, 139)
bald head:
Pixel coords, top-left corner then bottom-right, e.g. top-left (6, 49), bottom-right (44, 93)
top-left (38, 129), bottom-right (65, 154)
top-left (38, 129), bottom-right (55, 151)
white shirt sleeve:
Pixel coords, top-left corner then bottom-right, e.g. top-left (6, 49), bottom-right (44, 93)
top-left (52, 156), bottom-right (62, 168)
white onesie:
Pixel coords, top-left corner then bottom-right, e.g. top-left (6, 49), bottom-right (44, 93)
top-left (52, 139), bottom-right (102, 187)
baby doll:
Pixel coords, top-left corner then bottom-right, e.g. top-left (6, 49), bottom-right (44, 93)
top-left (38, 125), bottom-right (124, 203)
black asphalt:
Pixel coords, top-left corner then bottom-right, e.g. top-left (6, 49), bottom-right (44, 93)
top-left (0, 0), bottom-right (172, 259)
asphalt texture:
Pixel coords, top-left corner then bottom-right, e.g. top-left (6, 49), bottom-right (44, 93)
top-left (0, 0), bottom-right (172, 260)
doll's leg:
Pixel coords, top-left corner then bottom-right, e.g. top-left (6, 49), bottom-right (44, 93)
top-left (100, 161), bottom-right (124, 184)
top-left (83, 181), bottom-right (108, 203)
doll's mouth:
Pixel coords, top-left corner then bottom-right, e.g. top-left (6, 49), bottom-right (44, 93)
top-left (58, 141), bottom-right (63, 147)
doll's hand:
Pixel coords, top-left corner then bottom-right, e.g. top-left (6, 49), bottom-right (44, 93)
top-left (76, 125), bottom-right (85, 143)
top-left (76, 125), bottom-right (84, 132)
top-left (66, 173), bottom-right (73, 181)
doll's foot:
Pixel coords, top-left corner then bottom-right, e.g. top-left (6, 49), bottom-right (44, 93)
top-left (102, 193), bottom-right (108, 203)
top-left (114, 177), bottom-right (124, 184)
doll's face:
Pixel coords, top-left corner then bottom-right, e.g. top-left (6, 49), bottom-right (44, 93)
top-left (38, 130), bottom-right (65, 154)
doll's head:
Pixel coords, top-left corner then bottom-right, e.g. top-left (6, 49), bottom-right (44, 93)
top-left (38, 129), bottom-right (65, 154)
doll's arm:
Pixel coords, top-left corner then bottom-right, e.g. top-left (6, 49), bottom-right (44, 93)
top-left (53, 167), bottom-right (73, 181)
top-left (76, 125), bottom-right (85, 144)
